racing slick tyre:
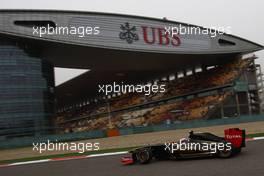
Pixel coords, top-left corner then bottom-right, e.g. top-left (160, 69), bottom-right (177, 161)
top-left (217, 146), bottom-right (233, 158)
top-left (136, 148), bottom-right (152, 164)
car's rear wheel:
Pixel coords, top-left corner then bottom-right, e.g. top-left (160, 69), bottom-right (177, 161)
top-left (218, 146), bottom-right (233, 158)
top-left (136, 148), bottom-right (152, 164)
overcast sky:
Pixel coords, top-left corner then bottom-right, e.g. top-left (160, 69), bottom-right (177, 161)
top-left (1, 0), bottom-right (264, 85)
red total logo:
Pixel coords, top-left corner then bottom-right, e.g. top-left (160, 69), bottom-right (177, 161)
top-left (225, 135), bottom-right (242, 139)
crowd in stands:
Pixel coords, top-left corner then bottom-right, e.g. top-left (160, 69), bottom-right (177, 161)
top-left (60, 92), bottom-right (231, 133)
top-left (56, 58), bottom-right (252, 133)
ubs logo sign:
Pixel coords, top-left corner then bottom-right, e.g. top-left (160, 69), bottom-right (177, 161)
top-left (119, 22), bottom-right (139, 44)
top-left (119, 22), bottom-right (181, 47)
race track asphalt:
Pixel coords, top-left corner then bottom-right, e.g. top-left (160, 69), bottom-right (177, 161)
top-left (0, 140), bottom-right (263, 176)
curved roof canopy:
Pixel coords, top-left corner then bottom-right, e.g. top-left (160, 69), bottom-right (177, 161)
top-left (0, 10), bottom-right (263, 105)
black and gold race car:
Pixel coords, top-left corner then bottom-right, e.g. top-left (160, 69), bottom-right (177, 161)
top-left (121, 128), bottom-right (246, 165)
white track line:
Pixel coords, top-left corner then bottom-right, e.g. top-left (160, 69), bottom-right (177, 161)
top-left (253, 136), bottom-right (264, 140)
top-left (9, 159), bottom-right (51, 166)
top-left (88, 151), bottom-right (128, 158)
top-left (0, 136), bottom-right (263, 168)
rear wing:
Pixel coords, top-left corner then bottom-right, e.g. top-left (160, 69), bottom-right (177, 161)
top-left (224, 128), bottom-right (246, 148)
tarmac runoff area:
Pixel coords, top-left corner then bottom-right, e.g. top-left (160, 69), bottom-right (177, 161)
top-left (0, 138), bottom-right (263, 176)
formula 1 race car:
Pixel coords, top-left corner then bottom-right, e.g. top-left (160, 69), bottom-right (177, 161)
top-left (121, 128), bottom-right (246, 165)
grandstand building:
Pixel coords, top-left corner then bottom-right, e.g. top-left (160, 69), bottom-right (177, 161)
top-left (255, 64), bottom-right (264, 113)
top-left (0, 10), bottom-right (263, 138)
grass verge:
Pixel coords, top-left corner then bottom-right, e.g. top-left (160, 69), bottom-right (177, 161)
top-left (247, 133), bottom-right (264, 138)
